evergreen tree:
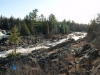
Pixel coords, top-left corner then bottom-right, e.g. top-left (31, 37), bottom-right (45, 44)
top-left (88, 20), bottom-right (98, 34)
top-left (61, 19), bottom-right (69, 34)
top-left (8, 26), bottom-right (21, 53)
top-left (48, 14), bottom-right (57, 34)
top-left (42, 19), bottom-right (49, 35)
top-left (9, 16), bottom-right (14, 29)
top-left (20, 22), bottom-right (30, 36)
top-left (27, 21), bottom-right (34, 34)
top-left (2, 18), bottom-right (10, 30)
top-left (65, 25), bottom-right (69, 34)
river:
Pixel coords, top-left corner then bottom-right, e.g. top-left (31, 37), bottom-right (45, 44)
top-left (0, 32), bottom-right (87, 57)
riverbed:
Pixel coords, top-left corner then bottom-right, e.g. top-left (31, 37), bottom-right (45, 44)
top-left (0, 32), bottom-right (87, 57)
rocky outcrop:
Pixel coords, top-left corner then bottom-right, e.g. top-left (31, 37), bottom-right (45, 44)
top-left (0, 35), bottom-right (99, 75)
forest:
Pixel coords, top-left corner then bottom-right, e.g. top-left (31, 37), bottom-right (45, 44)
top-left (0, 9), bottom-right (88, 37)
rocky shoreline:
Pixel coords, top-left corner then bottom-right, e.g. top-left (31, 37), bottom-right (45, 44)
top-left (0, 34), bottom-right (61, 51)
top-left (0, 32), bottom-right (100, 75)
top-left (0, 36), bottom-right (100, 75)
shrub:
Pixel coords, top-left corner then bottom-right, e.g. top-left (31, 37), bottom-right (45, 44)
top-left (6, 51), bottom-right (21, 58)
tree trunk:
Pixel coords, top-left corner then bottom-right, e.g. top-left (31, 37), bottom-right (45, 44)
top-left (15, 44), bottom-right (16, 54)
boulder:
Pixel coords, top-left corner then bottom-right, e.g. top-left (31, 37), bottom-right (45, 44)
top-left (79, 57), bottom-right (88, 64)
top-left (82, 44), bottom-right (91, 52)
top-left (49, 52), bottom-right (58, 60)
top-left (87, 48), bottom-right (99, 59)
top-left (68, 38), bottom-right (75, 43)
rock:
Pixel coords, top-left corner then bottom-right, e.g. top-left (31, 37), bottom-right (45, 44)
top-left (67, 61), bottom-right (73, 65)
top-left (68, 38), bottom-right (75, 43)
top-left (49, 52), bottom-right (58, 60)
top-left (38, 59), bottom-right (46, 69)
top-left (87, 48), bottom-right (99, 59)
top-left (0, 58), bottom-right (10, 65)
top-left (79, 57), bottom-right (88, 64)
top-left (82, 44), bottom-right (91, 52)
top-left (38, 57), bottom-right (51, 69)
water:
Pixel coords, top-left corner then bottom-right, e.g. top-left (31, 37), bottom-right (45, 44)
top-left (0, 32), bottom-right (87, 57)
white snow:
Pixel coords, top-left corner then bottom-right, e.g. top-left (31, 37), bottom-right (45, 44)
top-left (0, 32), bottom-right (87, 57)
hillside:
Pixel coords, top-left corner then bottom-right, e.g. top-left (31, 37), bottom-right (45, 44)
top-left (0, 32), bottom-right (100, 75)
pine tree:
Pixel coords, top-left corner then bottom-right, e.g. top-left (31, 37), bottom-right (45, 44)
top-left (65, 25), bottom-right (69, 34)
top-left (88, 20), bottom-right (98, 34)
top-left (28, 21), bottom-right (34, 34)
top-left (8, 26), bottom-right (21, 53)
top-left (20, 22), bottom-right (30, 36)
top-left (61, 19), bottom-right (69, 34)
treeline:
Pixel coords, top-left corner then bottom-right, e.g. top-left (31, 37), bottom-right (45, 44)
top-left (87, 14), bottom-right (100, 36)
top-left (0, 9), bottom-right (88, 36)
top-left (87, 13), bottom-right (100, 49)
top-left (88, 14), bottom-right (100, 34)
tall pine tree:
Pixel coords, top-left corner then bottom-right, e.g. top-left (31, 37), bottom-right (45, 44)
top-left (20, 22), bottom-right (30, 36)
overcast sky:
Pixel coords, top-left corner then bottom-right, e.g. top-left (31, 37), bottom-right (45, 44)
top-left (0, 0), bottom-right (100, 24)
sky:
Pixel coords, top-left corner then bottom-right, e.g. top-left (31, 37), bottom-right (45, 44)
top-left (0, 0), bottom-right (100, 24)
